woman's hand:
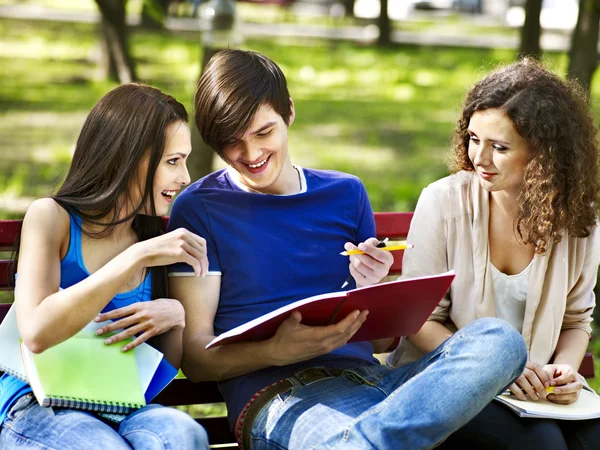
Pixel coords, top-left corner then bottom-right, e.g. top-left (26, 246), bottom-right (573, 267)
top-left (544, 364), bottom-right (582, 405)
top-left (135, 228), bottom-right (208, 277)
top-left (344, 238), bottom-right (394, 288)
top-left (507, 361), bottom-right (550, 401)
top-left (94, 298), bottom-right (185, 352)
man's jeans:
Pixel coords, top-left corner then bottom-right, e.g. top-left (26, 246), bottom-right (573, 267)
top-left (0, 396), bottom-right (209, 449)
top-left (251, 317), bottom-right (527, 450)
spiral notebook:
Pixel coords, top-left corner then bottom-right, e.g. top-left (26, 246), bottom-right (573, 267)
top-left (19, 319), bottom-right (177, 414)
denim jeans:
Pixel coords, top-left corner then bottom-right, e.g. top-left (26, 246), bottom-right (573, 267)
top-left (250, 317), bottom-right (527, 450)
top-left (0, 394), bottom-right (209, 449)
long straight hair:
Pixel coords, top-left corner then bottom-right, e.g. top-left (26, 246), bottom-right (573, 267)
top-left (14, 84), bottom-right (188, 299)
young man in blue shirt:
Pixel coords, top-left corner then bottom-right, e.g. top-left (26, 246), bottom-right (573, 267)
top-left (168, 49), bottom-right (527, 450)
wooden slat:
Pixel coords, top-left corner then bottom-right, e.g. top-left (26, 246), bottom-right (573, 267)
top-left (0, 220), bottom-right (20, 251)
top-left (374, 212), bottom-right (413, 239)
top-left (581, 352), bottom-right (595, 378)
top-left (0, 260), bottom-right (14, 291)
top-left (374, 212), bottom-right (412, 275)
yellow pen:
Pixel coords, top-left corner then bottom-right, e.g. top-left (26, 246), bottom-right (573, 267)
top-left (340, 241), bottom-right (414, 256)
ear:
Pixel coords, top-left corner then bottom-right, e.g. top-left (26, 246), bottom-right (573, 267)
top-left (288, 97), bottom-right (296, 126)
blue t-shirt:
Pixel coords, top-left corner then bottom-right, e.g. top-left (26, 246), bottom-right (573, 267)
top-left (0, 213), bottom-right (152, 425)
top-left (168, 167), bottom-right (380, 425)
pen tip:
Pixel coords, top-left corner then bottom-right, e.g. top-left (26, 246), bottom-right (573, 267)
top-left (341, 281), bottom-right (349, 289)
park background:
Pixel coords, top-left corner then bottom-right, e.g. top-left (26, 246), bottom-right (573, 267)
top-left (1, 0), bottom-right (600, 412)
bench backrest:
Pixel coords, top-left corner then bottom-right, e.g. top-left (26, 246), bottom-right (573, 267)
top-left (0, 212), bottom-right (595, 447)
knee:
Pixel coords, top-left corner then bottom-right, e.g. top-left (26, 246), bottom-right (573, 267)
top-left (158, 409), bottom-right (209, 448)
top-left (462, 318), bottom-right (527, 373)
top-left (122, 406), bottom-right (209, 449)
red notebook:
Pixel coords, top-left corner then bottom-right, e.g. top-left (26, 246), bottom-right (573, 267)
top-left (205, 270), bottom-right (455, 349)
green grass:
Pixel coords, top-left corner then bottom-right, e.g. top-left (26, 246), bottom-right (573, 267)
top-left (2, 17), bottom-right (578, 215)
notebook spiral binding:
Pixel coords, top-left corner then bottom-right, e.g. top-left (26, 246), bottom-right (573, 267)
top-left (42, 397), bottom-right (142, 414)
top-left (0, 367), bottom-right (27, 383)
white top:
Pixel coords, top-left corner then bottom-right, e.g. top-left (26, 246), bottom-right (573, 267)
top-left (491, 260), bottom-right (533, 333)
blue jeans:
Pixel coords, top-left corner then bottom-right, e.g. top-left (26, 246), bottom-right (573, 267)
top-left (250, 318), bottom-right (527, 450)
top-left (0, 394), bottom-right (209, 449)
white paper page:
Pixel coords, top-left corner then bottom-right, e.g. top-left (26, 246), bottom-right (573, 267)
top-left (0, 303), bottom-right (27, 381)
top-left (496, 389), bottom-right (600, 420)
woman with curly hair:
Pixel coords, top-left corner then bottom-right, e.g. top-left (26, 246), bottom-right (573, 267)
top-left (388, 59), bottom-right (600, 449)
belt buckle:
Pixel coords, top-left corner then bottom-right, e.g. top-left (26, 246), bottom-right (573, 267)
top-left (295, 366), bottom-right (333, 385)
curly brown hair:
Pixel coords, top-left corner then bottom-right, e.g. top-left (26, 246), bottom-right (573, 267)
top-left (450, 59), bottom-right (599, 254)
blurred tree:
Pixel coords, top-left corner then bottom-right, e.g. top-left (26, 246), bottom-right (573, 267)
top-left (377, 0), bottom-right (391, 47)
top-left (567, 0), bottom-right (600, 93)
top-left (188, 47), bottom-right (221, 182)
top-left (141, 0), bottom-right (169, 28)
top-left (341, 0), bottom-right (356, 18)
top-left (188, 0), bottom-right (236, 181)
top-left (518, 0), bottom-right (542, 59)
top-left (96, 0), bottom-right (137, 83)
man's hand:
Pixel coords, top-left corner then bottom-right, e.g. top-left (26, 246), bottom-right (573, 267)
top-left (94, 298), bottom-right (185, 352)
top-left (266, 310), bottom-right (369, 366)
top-left (344, 237), bottom-right (394, 288)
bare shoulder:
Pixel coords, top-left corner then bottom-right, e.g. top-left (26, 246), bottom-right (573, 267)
top-left (22, 198), bottom-right (70, 244)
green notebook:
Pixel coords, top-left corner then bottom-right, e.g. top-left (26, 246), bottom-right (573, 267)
top-left (21, 331), bottom-right (146, 414)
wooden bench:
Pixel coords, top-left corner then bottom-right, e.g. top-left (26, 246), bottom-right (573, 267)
top-left (0, 213), bottom-right (595, 448)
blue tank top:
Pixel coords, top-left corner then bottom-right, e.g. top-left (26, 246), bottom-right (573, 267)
top-left (0, 213), bottom-right (153, 425)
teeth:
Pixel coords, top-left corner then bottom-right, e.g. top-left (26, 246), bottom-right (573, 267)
top-left (162, 190), bottom-right (176, 197)
top-left (248, 158), bottom-right (267, 169)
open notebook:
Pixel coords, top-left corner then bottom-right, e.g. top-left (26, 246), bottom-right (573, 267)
top-left (494, 389), bottom-right (600, 420)
top-left (0, 303), bottom-right (176, 414)
top-left (206, 271), bottom-right (455, 349)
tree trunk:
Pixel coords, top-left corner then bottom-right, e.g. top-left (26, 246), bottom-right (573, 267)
top-left (342, 0), bottom-right (356, 18)
top-left (188, 47), bottom-right (221, 182)
top-left (377, 0), bottom-right (391, 47)
top-left (96, 0), bottom-right (136, 83)
top-left (567, 0), bottom-right (600, 93)
top-left (518, 0), bottom-right (543, 59)
top-left (141, 0), bottom-right (169, 29)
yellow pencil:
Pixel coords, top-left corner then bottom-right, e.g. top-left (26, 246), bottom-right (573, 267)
top-left (340, 242), bottom-right (414, 256)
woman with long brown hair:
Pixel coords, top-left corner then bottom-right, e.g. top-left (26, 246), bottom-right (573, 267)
top-left (389, 59), bottom-right (600, 449)
top-left (0, 84), bottom-right (209, 449)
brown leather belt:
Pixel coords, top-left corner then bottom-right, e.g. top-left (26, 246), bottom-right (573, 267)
top-left (240, 367), bottom-right (345, 450)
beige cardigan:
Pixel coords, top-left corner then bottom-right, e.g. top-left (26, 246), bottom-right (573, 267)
top-left (388, 171), bottom-right (600, 367)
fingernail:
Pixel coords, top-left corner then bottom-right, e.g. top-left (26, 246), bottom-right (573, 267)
top-left (94, 317), bottom-right (100, 322)
top-left (358, 243), bottom-right (366, 250)
top-left (554, 388), bottom-right (561, 394)
top-left (95, 329), bottom-right (103, 336)
top-left (122, 347), bottom-right (128, 352)
top-left (104, 338), bottom-right (112, 345)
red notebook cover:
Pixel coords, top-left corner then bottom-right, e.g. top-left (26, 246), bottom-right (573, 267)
top-left (205, 271), bottom-right (455, 349)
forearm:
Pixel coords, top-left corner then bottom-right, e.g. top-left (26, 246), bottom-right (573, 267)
top-left (371, 337), bottom-right (395, 354)
top-left (551, 328), bottom-right (590, 369)
top-left (151, 327), bottom-right (184, 368)
top-left (407, 320), bottom-right (453, 354)
top-left (182, 334), bottom-right (277, 382)
top-left (19, 246), bottom-right (144, 352)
